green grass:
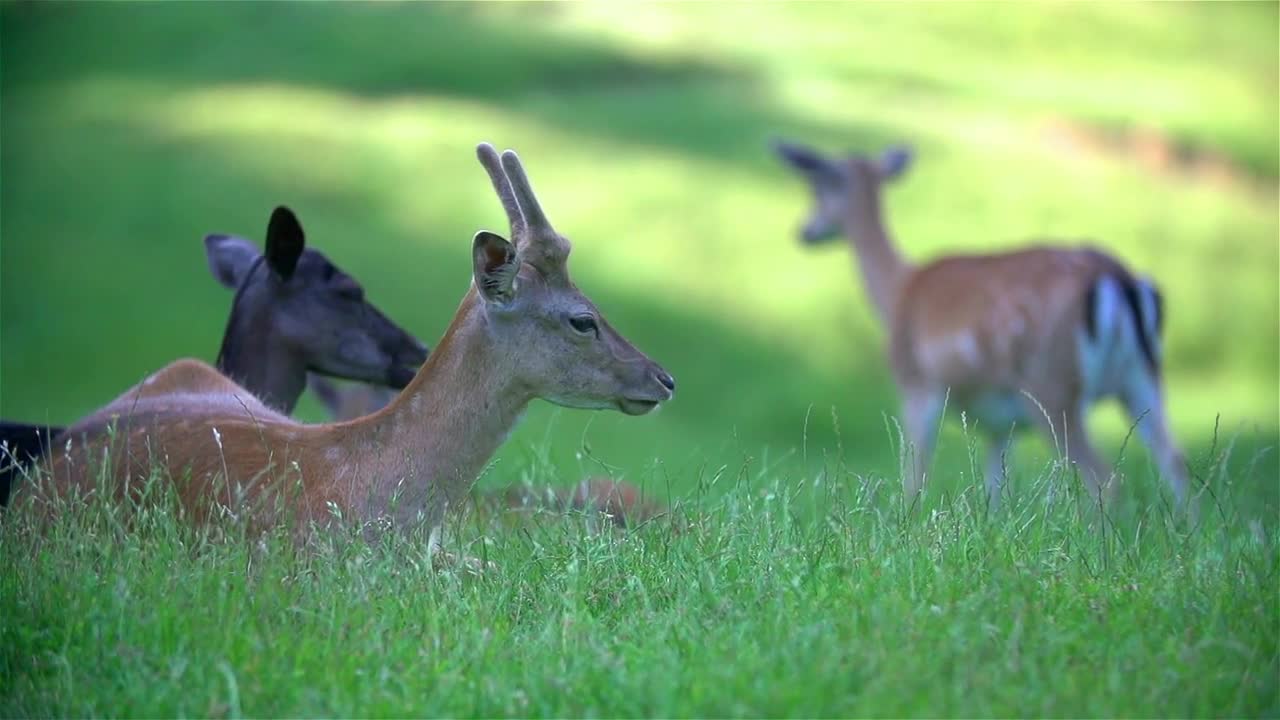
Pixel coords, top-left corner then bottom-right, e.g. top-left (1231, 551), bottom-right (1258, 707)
top-left (2, 444), bottom-right (1276, 717)
top-left (1, 2), bottom-right (1277, 716)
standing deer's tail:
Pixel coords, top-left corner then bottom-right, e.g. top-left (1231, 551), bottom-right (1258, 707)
top-left (1083, 269), bottom-right (1164, 376)
top-left (0, 421), bottom-right (62, 506)
top-left (1080, 263), bottom-right (1190, 508)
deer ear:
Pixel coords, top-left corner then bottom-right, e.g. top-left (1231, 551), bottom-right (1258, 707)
top-left (204, 234), bottom-right (261, 289)
top-left (264, 206), bottom-right (306, 280)
top-left (472, 230), bottom-right (518, 305)
top-left (772, 139), bottom-right (830, 175)
top-left (877, 145), bottom-right (914, 181)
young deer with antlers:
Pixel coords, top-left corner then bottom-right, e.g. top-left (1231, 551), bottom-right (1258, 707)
top-left (0, 205), bottom-right (428, 505)
top-left (16, 144), bottom-right (675, 549)
top-left (774, 139), bottom-right (1189, 509)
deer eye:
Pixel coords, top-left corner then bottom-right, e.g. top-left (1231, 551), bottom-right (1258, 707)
top-left (568, 314), bottom-right (598, 336)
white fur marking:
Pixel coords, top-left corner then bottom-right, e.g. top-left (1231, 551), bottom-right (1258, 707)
top-left (1136, 277), bottom-right (1162, 363)
top-left (1078, 275), bottom-right (1158, 403)
top-left (1078, 276), bottom-right (1117, 402)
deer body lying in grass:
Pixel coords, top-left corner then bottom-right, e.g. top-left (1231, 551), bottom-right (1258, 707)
top-left (308, 376), bottom-right (669, 528)
top-left (774, 140), bottom-right (1189, 509)
top-left (0, 205), bottom-right (428, 504)
top-left (14, 144), bottom-right (675, 550)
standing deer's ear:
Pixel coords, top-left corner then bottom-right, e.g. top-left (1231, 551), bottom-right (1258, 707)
top-left (204, 234), bottom-right (262, 289)
top-left (772, 138), bottom-right (831, 175)
top-left (876, 145), bottom-right (914, 181)
top-left (264, 205), bottom-right (306, 281)
top-left (472, 230), bottom-right (519, 305)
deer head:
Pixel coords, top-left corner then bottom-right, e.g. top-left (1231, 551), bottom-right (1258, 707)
top-left (204, 206), bottom-right (428, 411)
top-left (471, 143), bottom-right (674, 415)
top-left (773, 139), bottom-right (913, 244)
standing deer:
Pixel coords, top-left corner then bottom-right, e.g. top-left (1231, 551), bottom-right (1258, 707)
top-left (0, 205), bottom-right (429, 505)
top-left (773, 139), bottom-right (1189, 509)
top-left (15, 144), bottom-right (675, 553)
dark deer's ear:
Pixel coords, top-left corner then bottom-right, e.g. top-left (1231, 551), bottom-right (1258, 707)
top-left (265, 206), bottom-right (306, 281)
top-left (204, 234), bottom-right (261, 289)
top-left (472, 230), bottom-right (518, 305)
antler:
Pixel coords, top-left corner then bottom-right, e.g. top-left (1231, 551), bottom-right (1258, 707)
top-left (501, 148), bottom-right (571, 278)
top-left (475, 142), bottom-right (526, 241)
top-left (499, 149), bottom-right (553, 237)
top-left (475, 143), bottom-right (571, 281)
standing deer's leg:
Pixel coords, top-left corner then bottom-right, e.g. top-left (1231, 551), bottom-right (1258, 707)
top-left (427, 523), bottom-right (444, 559)
top-left (1121, 379), bottom-right (1191, 510)
top-left (1055, 410), bottom-right (1112, 504)
top-left (899, 387), bottom-right (943, 504)
top-left (1024, 396), bottom-right (1111, 504)
top-left (983, 430), bottom-right (1016, 510)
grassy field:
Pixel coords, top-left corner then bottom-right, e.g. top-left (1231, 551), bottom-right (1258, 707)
top-left (2, 459), bottom-right (1276, 717)
top-left (1, 2), bottom-right (1277, 716)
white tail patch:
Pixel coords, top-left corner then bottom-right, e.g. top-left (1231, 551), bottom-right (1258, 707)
top-left (1079, 275), bottom-right (1119, 400)
top-left (1078, 274), bottom-right (1151, 402)
top-left (1135, 276), bottom-right (1163, 366)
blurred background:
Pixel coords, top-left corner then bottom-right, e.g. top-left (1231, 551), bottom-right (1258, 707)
top-left (2, 2), bottom-right (1276, 511)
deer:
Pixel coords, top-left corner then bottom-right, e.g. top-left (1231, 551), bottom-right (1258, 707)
top-left (307, 376), bottom-right (670, 529)
top-left (0, 205), bottom-right (429, 506)
top-left (13, 143), bottom-right (676, 555)
top-left (773, 139), bottom-right (1190, 510)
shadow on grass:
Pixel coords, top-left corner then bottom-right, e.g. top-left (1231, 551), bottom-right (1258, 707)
top-left (0, 2), bottom-right (909, 173)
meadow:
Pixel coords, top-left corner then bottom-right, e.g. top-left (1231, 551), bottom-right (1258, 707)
top-left (1, 2), bottom-right (1277, 716)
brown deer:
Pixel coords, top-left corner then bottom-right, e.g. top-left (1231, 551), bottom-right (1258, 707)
top-left (0, 205), bottom-right (428, 505)
top-left (773, 139), bottom-right (1189, 509)
top-left (16, 144), bottom-right (676, 552)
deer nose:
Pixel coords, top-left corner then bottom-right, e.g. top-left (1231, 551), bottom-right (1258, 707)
top-left (655, 369), bottom-right (676, 393)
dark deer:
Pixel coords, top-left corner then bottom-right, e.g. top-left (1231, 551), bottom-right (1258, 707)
top-left (0, 206), bottom-right (428, 503)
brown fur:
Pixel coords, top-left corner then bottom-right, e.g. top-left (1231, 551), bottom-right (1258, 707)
top-left (890, 247), bottom-right (1124, 394)
top-left (500, 476), bottom-right (669, 529)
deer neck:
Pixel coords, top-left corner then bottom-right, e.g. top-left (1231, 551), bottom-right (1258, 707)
top-left (842, 187), bottom-right (906, 324)
top-left (215, 309), bottom-right (307, 414)
top-left (336, 289), bottom-right (531, 527)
